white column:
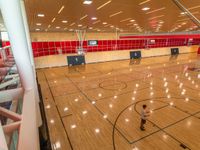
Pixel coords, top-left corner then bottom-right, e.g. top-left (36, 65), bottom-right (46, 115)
top-left (0, 0), bottom-right (40, 150)
top-left (20, 0), bottom-right (35, 67)
top-left (20, 1), bottom-right (42, 127)
top-left (0, 0), bottom-right (34, 91)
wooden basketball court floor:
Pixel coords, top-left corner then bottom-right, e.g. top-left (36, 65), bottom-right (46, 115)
top-left (37, 53), bottom-right (200, 150)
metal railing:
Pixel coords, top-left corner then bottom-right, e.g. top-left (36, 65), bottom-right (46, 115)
top-left (0, 45), bottom-right (40, 150)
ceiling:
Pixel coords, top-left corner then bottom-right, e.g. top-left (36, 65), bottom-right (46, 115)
top-left (3, 0), bottom-right (200, 33)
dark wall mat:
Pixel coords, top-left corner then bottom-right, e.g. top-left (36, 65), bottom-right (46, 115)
top-left (67, 55), bottom-right (86, 66)
top-left (130, 51), bottom-right (142, 59)
top-left (171, 48), bottom-right (179, 55)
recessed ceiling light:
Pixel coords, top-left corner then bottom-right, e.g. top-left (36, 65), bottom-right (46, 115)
top-left (109, 11), bottom-right (123, 17)
top-left (80, 15), bottom-right (88, 20)
top-left (142, 7), bottom-right (150, 11)
top-left (97, 0), bottom-right (112, 10)
top-left (93, 20), bottom-right (101, 24)
top-left (83, 0), bottom-right (92, 5)
top-left (56, 26), bottom-right (60, 29)
top-left (180, 12), bottom-right (187, 15)
top-left (159, 21), bottom-right (164, 24)
top-left (36, 23), bottom-right (42, 26)
top-left (37, 14), bottom-right (45, 17)
top-left (95, 128), bottom-right (100, 133)
top-left (89, 27), bottom-right (93, 29)
top-left (130, 19), bottom-right (135, 22)
top-left (35, 28), bottom-right (40, 31)
top-left (52, 18), bottom-right (56, 23)
top-left (146, 7), bottom-right (165, 14)
top-left (139, 0), bottom-right (151, 5)
top-left (102, 22), bottom-right (107, 25)
top-left (120, 18), bottom-right (132, 22)
top-left (78, 24), bottom-right (82, 27)
top-left (58, 5), bottom-right (65, 14)
top-left (62, 20), bottom-right (68, 23)
top-left (91, 17), bottom-right (97, 20)
top-left (70, 22), bottom-right (75, 26)
top-left (69, 29), bottom-right (73, 31)
top-left (148, 15), bottom-right (164, 20)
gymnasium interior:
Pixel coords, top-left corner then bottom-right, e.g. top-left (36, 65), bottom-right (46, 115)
top-left (0, 0), bottom-right (200, 150)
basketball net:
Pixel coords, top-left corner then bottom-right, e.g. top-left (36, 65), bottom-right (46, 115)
top-left (75, 30), bottom-right (86, 55)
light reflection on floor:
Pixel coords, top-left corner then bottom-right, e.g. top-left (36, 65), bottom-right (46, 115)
top-left (37, 53), bottom-right (200, 150)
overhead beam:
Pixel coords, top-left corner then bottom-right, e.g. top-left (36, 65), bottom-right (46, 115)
top-left (172, 0), bottom-right (200, 28)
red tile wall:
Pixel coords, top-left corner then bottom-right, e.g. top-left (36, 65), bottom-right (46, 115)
top-left (1, 36), bottom-right (200, 58)
top-left (31, 38), bottom-right (200, 57)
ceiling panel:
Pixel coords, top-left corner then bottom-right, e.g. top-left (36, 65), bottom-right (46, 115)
top-left (2, 0), bottom-right (199, 33)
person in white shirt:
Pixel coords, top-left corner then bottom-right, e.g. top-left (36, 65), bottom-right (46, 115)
top-left (140, 104), bottom-right (150, 131)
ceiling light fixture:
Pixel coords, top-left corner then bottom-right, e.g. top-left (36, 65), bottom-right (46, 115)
top-left (91, 17), bottom-right (97, 20)
top-left (139, 0), bottom-right (151, 5)
top-left (58, 5), bottom-right (65, 14)
top-left (97, 0), bottom-right (112, 10)
top-left (177, 18), bottom-right (190, 22)
top-left (56, 26), bottom-right (60, 29)
top-left (62, 20), bottom-right (68, 23)
top-left (104, 24), bottom-right (110, 27)
top-left (102, 22), bottom-right (107, 25)
top-left (70, 22), bottom-right (75, 26)
top-left (36, 28), bottom-right (40, 31)
top-left (37, 14), bottom-right (45, 17)
top-left (142, 7), bottom-right (150, 11)
top-left (146, 7), bottom-right (165, 14)
top-left (180, 12), bottom-right (187, 15)
top-left (109, 11), bottom-right (123, 17)
top-left (52, 18), bottom-right (56, 23)
top-left (80, 15), bottom-right (88, 20)
top-left (36, 23), bottom-right (42, 26)
top-left (188, 5), bottom-right (200, 10)
top-left (148, 15), bottom-right (164, 20)
top-left (78, 24), bottom-right (83, 27)
top-left (83, 0), bottom-right (92, 5)
top-left (120, 18), bottom-right (132, 22)
top-left (93, 20), bottom-right (101, 24)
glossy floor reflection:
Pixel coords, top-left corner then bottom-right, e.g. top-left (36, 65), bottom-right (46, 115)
top-left (37, 53), bottom-right (200, 150)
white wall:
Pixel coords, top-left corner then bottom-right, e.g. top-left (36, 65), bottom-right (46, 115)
top-left (34, 45), bottom-right (198, 68)
top-left (31, 32), bottom-right (118, 41)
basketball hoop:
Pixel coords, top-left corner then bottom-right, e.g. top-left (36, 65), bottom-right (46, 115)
top-left (75, 30), bottom-right (86, 55)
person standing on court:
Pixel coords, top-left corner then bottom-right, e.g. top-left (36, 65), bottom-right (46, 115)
top-left (140, 104), bottom-right (150, 131)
